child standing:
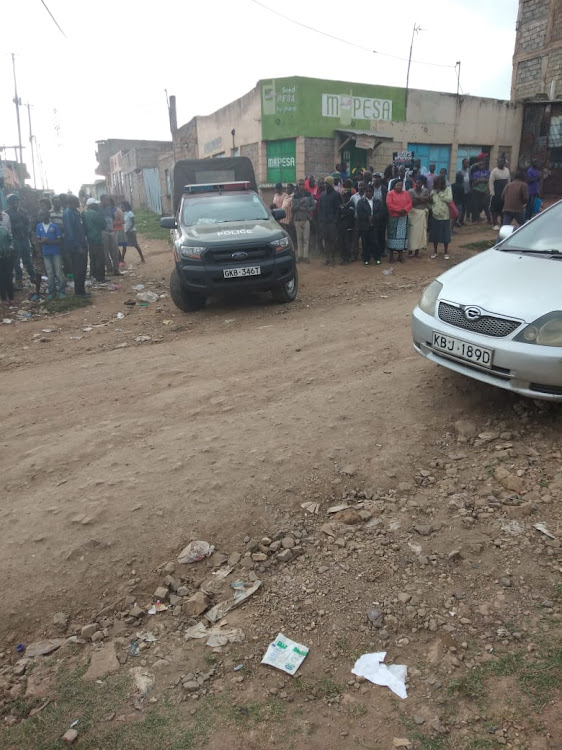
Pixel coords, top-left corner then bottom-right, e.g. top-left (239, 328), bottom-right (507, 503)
top-left (0, 223), bottom-right (15, 306)
top-left (36, 210), bottom-right (66, 299)
top-left (121, 202), bottom-right (145, 263)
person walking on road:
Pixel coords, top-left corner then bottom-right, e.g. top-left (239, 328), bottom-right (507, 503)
top-left (121, 202), bottom-right (145, 263)
top-left (83, 199), bottom-right (107, 282)
top-left (318, 175), bottom-right (342, 267)
top-left (292, 179), bottom-right (315, 263)
top-left (63, 195), bottom-right (90, 297)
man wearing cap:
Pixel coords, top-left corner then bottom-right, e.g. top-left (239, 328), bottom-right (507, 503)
top-left (83, 199), bottom-right (107, 282)
top-left (318, 175), bottom-right (342, 267)
top-left (6, 194), bottom-right (35, 290)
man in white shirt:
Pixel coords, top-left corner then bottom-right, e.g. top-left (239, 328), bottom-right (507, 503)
top-left (489, 156), bottom-right (511, 230)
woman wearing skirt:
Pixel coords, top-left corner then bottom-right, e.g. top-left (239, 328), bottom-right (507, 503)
top-left (429, 176), bottom-right (453, 260)
top-left (386, 180), bottom-right (413, 262)
top-left (407, 179), bottom-right (429, 257)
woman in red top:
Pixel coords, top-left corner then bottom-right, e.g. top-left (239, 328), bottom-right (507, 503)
top-left (386, 180), bottom-right (413, 262)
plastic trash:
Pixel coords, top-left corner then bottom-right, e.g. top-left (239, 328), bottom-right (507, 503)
top-left (184, 622), bottom-right (245, 647)
top-left (136, 291), bottom-right (159, 303)
top-left (116, 312), bottom-right (125, 319)
top-left (261, 633), bottom-right (309, 676)
top-left (534, 522), bottom-right (556, 539)
top-left (2, 319), bottom-right (13, 324)
top-left (177, 540), bottom-right (215, 564)
top-left (133, 284), bottom-right (145, 291)
top-left (128, 640), bottom-right (140, 656)
top-left (351, 652), bottom-right (408, 699)
top-left (147, 602), bottom-right (168, 615)
top-left (16, 644), bottom-right (25, 653)
top-left (382, 268), bottom-right (394, 276)
top-left (205, 580), bottom-right (262, 623)
top-left (135, 335), bottom-right (151, 342)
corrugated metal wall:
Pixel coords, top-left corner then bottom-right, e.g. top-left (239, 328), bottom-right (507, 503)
top-left (143, 167), bottom-right (162, 214)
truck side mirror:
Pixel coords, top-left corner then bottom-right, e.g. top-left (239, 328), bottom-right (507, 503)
top-left (272, 209), bottom-right (286, 221)
top-left (160, 216), bottom-right (177, 229)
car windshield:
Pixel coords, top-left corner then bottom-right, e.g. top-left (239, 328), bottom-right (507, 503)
top-left (499, 200), bottom-right (562, 253)
top-left (182, 193), bottom-right (269, 226)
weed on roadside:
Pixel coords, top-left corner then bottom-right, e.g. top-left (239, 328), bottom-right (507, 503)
top-left (134, 208), bottom-right (171, 241)
top-left (43, 295), bottom-right (92, 314)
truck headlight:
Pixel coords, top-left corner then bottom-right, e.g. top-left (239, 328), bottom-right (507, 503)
top-left (418, 281), bottom-right (442, 316)
top-left (270, 237), bottom-right (291, 252)
top-left (179, 245), bottom-right (205, 260)
top-left (514, 312), bottom-right (562, 346)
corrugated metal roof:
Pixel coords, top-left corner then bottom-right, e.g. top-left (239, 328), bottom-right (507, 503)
top-left (335, 128), bottom-right (393, 140)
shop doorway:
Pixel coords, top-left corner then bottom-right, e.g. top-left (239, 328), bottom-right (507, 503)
top-left (341, 144), bottom-right (368, 174)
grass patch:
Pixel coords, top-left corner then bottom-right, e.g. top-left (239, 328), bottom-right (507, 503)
top-left (449, 645), bottom-right (562, 711)
top-left (134, 208), bottom-right (171, 241)
top-left (293, 674), bottom-right (343, 699)
top-left (460, 239), bottom-right (496, 251)
top-left (43, 295), bottom-right (92, 314)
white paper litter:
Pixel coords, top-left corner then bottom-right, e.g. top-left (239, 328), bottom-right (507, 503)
top-left (352, 652), bottom-right (408, 700)
top-left (205, 580), bottom-right (262, 623)
top-left (533, 522), bottom-right (556, 540)
top-left (184, 621), bottom-right (245, 647)
top-left (261, 633), bottom-right (309, 676)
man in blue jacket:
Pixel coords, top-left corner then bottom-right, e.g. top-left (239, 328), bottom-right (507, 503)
top-left (63, 196), bottom-right (90, 297)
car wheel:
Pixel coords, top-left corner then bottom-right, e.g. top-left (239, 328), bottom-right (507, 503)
top-left (169, 268), bottom-right (206, 312)
top-left (272, 268), bottom-right (298, 304)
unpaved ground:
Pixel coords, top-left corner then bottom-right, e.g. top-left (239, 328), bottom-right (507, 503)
top-left (1, 228), bottom-right (561, 749)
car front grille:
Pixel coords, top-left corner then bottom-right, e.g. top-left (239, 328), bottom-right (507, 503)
top-left (438, 302), bottom-right (521, 338)
top-left (206, 246), bottom-right (271, 264)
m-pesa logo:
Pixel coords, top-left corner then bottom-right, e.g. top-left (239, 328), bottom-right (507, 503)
top-left (322, 94), bottom-right (393, 121)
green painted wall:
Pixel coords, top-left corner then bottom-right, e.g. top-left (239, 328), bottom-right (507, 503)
top-left (261, 76), bottom-right (406, 140)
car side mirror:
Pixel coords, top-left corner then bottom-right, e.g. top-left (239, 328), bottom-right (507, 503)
top-left (160, 216), bottom-right (177, 229)
top-left (497, 225), bottom-right (515, 242)
top-left (272, 208), bottom-right (286, 221)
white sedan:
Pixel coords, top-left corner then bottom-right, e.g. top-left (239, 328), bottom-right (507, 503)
top-left (411, 200), bottom-right (562, 401)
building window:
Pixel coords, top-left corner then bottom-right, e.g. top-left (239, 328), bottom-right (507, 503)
top-left (266, 139), bottom-right (296, 184)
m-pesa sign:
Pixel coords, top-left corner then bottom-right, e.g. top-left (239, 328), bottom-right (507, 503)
top-left (321, 94), bottom-right (393, 122)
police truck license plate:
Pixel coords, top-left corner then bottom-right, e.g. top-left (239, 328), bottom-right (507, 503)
top-left (223, 266), bottom-right (261, 278)
top-left (432, 332), bottom-right (493, 368)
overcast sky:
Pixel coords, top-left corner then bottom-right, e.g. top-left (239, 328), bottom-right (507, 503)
top-left (2, 0), bottom-right (518, 192)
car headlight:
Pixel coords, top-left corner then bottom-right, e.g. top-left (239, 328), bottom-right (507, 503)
top-left (514, 311), bottom-right (562, 346)
top-left (179, 245), bottom-right (205, 260)
top-left (418, 280), bottom-right (443, 316)
top-left (270, 236), bottom-right (291, 252)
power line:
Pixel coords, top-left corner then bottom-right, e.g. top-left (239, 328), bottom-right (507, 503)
top-left (40, 0), bottom-right (67, 38)
top-left (248, 0), bottom-right (455, 68)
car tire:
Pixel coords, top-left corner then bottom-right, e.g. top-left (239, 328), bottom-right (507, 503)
top-left (272, 268), bottom-right (298, 304)
top-left (169, 268), bottom-right (206, 312)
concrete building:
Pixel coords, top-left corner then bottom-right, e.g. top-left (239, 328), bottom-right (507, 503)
top-left (166, 76), bottom-right (522, 205)
top-left (511, 0), bottom-right (562, 194)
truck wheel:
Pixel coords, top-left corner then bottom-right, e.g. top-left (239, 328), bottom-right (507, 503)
top-left (272, 268), bottom-right (298, 304)
top-left (169, 268), bottom-right (206, 312)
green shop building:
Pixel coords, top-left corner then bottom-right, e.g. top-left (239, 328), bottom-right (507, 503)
top-left (165, 75), bottom-right (522, 206)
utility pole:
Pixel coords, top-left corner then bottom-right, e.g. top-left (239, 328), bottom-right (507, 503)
top-left (455, 61), bottom-right (462, 97)
top-left (405, 23), bottom-right (422, 115)
top-left (26, 103), bottom-right (37, 188)
top-left (11, 53), bottom-right (23, 163)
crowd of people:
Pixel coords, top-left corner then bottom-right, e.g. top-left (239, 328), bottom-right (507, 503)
top-left (270, 155), bottom-right (541, 268)
top-left (0, 192), bottom-right (145, 306)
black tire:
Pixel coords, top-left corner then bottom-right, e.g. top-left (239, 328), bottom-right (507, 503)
top-left (271, 267), bottom-right (298, 304)
top-left (169, 268), bottom-right (206, 312)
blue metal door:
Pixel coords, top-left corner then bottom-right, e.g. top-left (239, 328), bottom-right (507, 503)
top-left (407, 143), bottom-right (451, 175)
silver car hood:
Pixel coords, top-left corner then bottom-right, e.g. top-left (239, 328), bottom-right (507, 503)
top-left (437, 249), bottom-right (562, 324)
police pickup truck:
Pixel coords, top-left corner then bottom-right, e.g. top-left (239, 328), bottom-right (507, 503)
top-left (160, 158), bottom-right (297, 312)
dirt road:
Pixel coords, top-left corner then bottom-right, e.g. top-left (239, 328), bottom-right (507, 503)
top-left (1, 229), bottom-right (561, 749)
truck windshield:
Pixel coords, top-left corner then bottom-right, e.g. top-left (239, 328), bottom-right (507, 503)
top-left (182, 193), bottom-right (269, 226)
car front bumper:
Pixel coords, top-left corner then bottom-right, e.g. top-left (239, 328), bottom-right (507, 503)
top-left (177, 255), bottom-right (295, 294)
top-left (411, 306), bottom-right (562, 401)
